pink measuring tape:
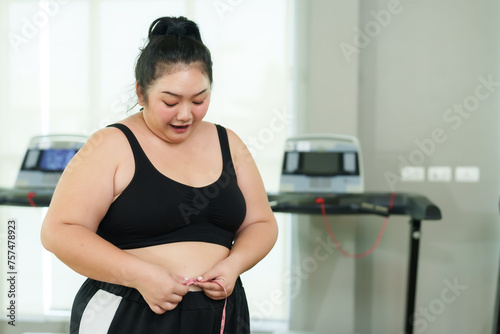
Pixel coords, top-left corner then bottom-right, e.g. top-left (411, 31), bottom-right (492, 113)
top-left (184, 277), bottom-right (227, 334)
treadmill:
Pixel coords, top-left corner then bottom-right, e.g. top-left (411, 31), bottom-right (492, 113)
top-left (0, 134), bottom-right (87, 207)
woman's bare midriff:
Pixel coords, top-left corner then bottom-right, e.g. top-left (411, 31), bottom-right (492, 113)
top-left (124, 242), bottom-right (230, 291)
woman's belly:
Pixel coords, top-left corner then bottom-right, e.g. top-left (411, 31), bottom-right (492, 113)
top-left (124, 242), bottom-right (230, 291)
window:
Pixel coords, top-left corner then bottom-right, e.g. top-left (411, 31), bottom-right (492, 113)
top-left (1, 0), bottom-right (293, 330)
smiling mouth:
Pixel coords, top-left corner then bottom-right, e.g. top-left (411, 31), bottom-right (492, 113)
top-left (170, 124), bottom-right (190, 129)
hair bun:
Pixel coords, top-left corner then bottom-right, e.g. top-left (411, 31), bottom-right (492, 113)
top-left (148, 16), bottom-right (202, 42)
top-left (166, 24), bottom-right (186, 36)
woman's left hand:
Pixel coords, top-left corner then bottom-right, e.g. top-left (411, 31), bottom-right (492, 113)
top-left (194, 260), bottom-right (239, 300)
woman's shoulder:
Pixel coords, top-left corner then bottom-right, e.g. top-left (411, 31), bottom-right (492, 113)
top-left (211, 123), bottom-right (252, 165)
top-left (86, 123), bottom-right (128, 149)
top-left (211, 122), bottom-right (242, 143)
top-left (74, 118), bottom-right (138, 164)
top-left (96, 112), bottom-right (147, 145)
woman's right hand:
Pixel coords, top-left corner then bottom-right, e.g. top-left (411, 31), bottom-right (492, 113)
top-left (133, 263), bottom-right (190, 314)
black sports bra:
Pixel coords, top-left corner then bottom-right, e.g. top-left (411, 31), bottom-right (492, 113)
top-left (96, 123), bottom-right (247, 250)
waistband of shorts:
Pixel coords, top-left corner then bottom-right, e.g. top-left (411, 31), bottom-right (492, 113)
top-left (88, 279), bottom-right (147, 304)
top-left (87, 277), bottom-right (244, 305)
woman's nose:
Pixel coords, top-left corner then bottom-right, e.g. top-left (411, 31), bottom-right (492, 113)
top-left (176, 104), bottom-right (192, 122)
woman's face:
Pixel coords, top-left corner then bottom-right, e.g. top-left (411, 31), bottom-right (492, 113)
top-left (138, 64), bottom-right (211, 144)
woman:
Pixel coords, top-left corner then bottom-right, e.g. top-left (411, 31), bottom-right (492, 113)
top-left (41, 16), bottom-right (278, 334)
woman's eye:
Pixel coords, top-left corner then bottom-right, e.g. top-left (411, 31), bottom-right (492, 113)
top-left (164, 102), bottom-right (177, 107)
top-left (193, 100), bottom-right (204, 105)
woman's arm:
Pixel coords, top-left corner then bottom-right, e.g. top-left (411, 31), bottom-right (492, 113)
top-left (196, 128), bottom-right (278, 298)
top-left (40, 128), bottom-right (188, 313)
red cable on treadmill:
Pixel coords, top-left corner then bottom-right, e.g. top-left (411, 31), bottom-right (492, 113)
top-left (27, 191), bottom-right (37, 207)
top-left (316, 193), bottom-right (396, 259)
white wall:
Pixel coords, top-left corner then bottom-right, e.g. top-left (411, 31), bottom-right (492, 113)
top-left (295, 0), bottom-right (360, 137)
top-left (291, 0), bottom-right (500, 333)
top-left (288, 0), bottom-right (360, 333)
top-left (358, 0), bottom-right (500, 333)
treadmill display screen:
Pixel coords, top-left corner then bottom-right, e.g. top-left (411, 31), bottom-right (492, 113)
top-left (301, 152), bottom-right (342, 175)
top-left (283, 151), bottom-right (359, 176)
top-left (39, 149), bottom-right (76, 171)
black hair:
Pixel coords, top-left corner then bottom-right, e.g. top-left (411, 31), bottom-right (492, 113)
top-left (135, 16), bottom-right (213, 103)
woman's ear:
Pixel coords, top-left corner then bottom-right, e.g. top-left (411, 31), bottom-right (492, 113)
top-left (136, 82), bottom-right (145, 106)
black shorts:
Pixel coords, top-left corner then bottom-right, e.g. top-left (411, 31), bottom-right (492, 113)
top-left (70, 277), bottom-right (250, 334)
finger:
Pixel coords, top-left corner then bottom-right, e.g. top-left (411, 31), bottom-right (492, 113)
top-left (166, 293), bottom-right (184, 304)
top-left (150, 304), bottom-right (167, 315)
top-left (173, 274), bottom-right (190, 284)
top-left (196, 281), bottom-right (222, 291)
top-left (196, 270), bottom-right (218, 282)
top-left (198, 281), bottom-right (231, 300)
top-left (160, 301), bottom-right (179, 312)
top-left (202, 289), bottom-right (226, 300)
top-left (172, 284), bottom-right (190, 295)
